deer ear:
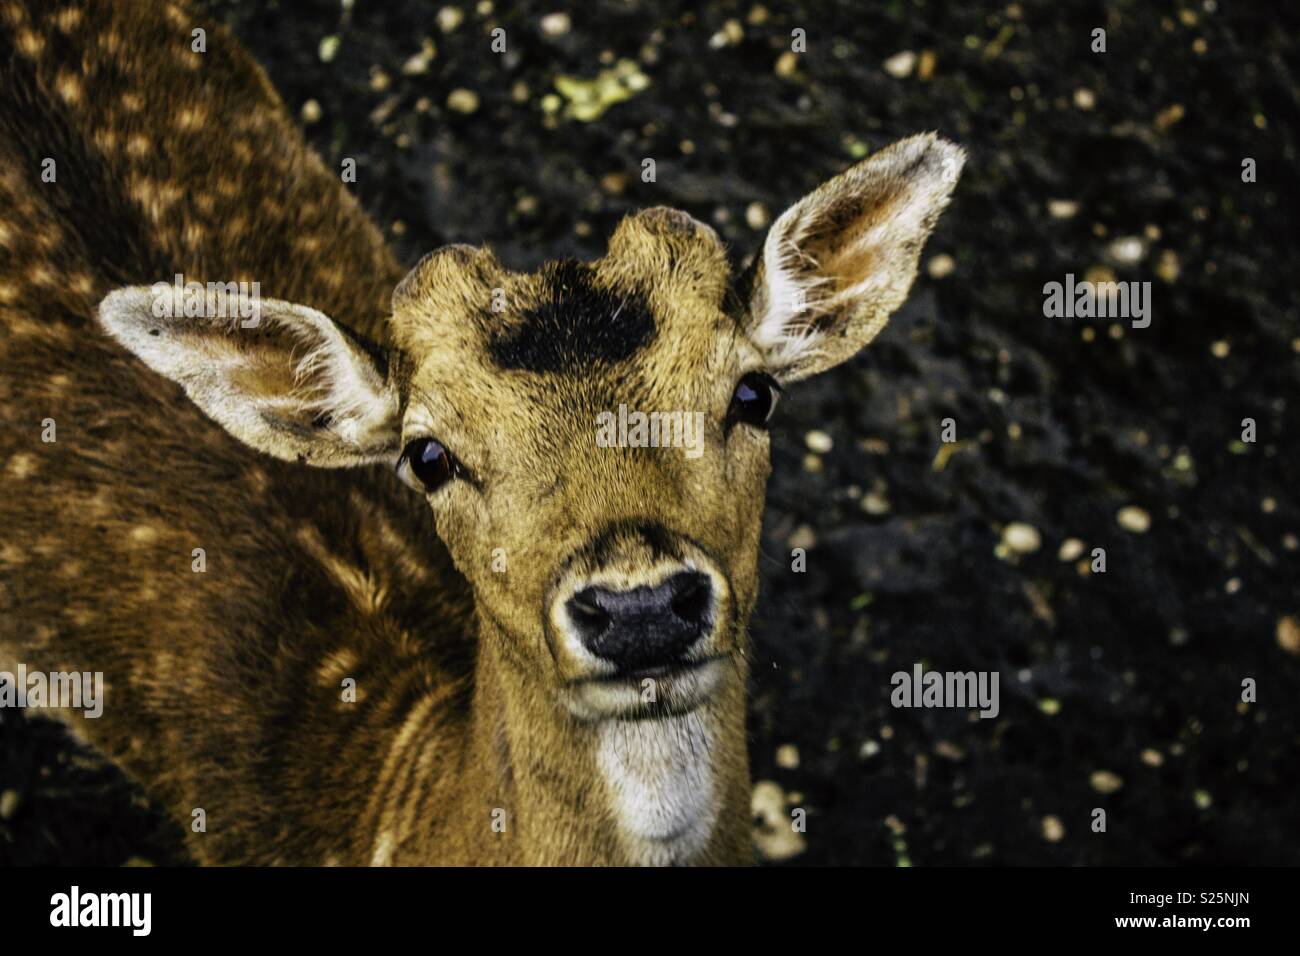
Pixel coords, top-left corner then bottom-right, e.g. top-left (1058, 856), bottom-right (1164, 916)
top-left (98, 285), bottom-right (402, 467)
top-left (744, 133), bottom-right (964, 382)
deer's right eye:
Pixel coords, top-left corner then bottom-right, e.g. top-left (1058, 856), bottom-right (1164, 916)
top-left (399, 437), bottom-right (458, 493)
top-left (727, 371), bottom-right (781, 429)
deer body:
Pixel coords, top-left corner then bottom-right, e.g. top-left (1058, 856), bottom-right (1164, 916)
top-left (0, 0), bottom-right (468, 865)
top-left (1, 1), bottom-right (960, 865)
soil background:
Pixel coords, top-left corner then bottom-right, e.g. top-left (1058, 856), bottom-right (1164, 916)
top-left (2, 0), bottom-right (1297, 866)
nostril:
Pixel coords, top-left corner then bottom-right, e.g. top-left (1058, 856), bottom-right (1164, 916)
top-left (566, 591), bottom-right (612, 639)
top-left (669, 572), bottom-right (712, 628)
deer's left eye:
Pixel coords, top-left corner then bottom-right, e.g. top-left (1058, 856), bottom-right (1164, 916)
top-left (398, 437), bottom-right (458, 493)
top-left (727, 372), bottom-right (780, 428)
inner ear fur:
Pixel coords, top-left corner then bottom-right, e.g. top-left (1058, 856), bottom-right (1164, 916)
top-left (745, 133), bottom-right (965, 382)
top-left (98, 285), bottom-right (402, 467)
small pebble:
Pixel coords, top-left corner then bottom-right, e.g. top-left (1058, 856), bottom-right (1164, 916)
top-left (437, 6), bottom-right (464, 32)
top-left (300, 99), bottom-right (322, 124)
top-left (775, 743), bottom-right (800, 769)
top-left (1106, 236), bottom-right (1146, 265)
top-left (1073, 87), bottom-right (1095, 110)
top-left (805, 430), bottom-right (833, 454)
top-left (1041, 815), bottom-right (1065, 842)
top-left (1154, 103), bottom-right (1186, 131)
top-left (883, 50), bottom-right (917, 78)
top-left (927, 253), bottom-right (955, 279)
top-left (787, 524), bottom-right (817, 551)
top-left (861, 491), bottom-right (891, 516)
top-left (540, 12), bottom-right (571, 36)
top-left (599, 172), bottom-right (628, 195)
top-left (0, 788), bottom-right (20, 820)
top-left (934, 740), bottom-right (965, 761)
top-left (1117, 506), bottom-right (1151, 533)
top-left (751, 781), bottom-right (807, 860)
top-left (446, 89), bottom-right (480, 114)
top-left (1155, 249), bottom-right (1181, 283)
top-left (1001, 522), bottom-right (1041, 555)
top-left (709, 19), bottom-right (744, 48)
top-left (1277, 616), bottom-right (1300, 656)
top-left (1141, 748), bottom-right (1164, 767)
top-left (402, 40), bottom-right (436, 75)
top-left (751, 781), bottom-right (783, 815)
top-left (1048, 199), bottom-right (1079, 219)
top-left (1090, 770), bottom-right (1124, 794)
top-left (745, 202), bottom-right (770, 230)
top-left (318, 35), bottom-right (341, 63)
top-left (775, 50), bottom-right (799, 78)
top-left (1058, 538), bottom-right (1085, 562)
top-left (917, 49), bottom-right (937, 80)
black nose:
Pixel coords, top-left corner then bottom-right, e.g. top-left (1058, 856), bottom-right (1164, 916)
top-left (565, 571), bottom-right (713, 672)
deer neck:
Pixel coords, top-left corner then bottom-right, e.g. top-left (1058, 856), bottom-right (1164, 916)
top-left (394, 613), bottom-right (752, 865)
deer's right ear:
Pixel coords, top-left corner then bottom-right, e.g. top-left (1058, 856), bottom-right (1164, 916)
top-left (98, 285), bottom-right (402, 467)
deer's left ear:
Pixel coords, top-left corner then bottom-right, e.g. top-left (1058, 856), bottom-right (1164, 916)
top-left (743, 133), bottom-right (965, 383)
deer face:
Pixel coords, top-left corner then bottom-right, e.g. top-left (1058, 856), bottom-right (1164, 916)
top-left (386, 211), bottom-right (773, 720)
top-left (99, 134), bottom-right (963, 722)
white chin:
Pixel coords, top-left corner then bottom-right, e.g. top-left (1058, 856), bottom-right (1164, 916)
top-left (596, 705), bottom-right (722, 865)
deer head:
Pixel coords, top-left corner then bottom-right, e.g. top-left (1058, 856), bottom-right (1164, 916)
top-left (98, 133), bottom-right (963, 861)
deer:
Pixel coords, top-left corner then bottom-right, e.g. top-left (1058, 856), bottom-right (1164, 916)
top-left (0, 0), bottom-right (963, 865)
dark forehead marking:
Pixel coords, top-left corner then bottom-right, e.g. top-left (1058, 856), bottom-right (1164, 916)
top-left (487, 259), bottom-right (655, 373)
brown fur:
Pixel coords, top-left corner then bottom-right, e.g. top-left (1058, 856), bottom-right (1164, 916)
top-left (0, 0), bottom-right (962, 865)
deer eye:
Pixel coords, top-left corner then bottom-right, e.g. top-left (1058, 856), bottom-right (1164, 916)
top-left (398, 437), bottom-right (458, 493)
top-left (727, 372), bottom-right (780, 428)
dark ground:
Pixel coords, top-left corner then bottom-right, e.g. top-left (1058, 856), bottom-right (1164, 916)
top-left (1, 0), bottom-right (1297, 866)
